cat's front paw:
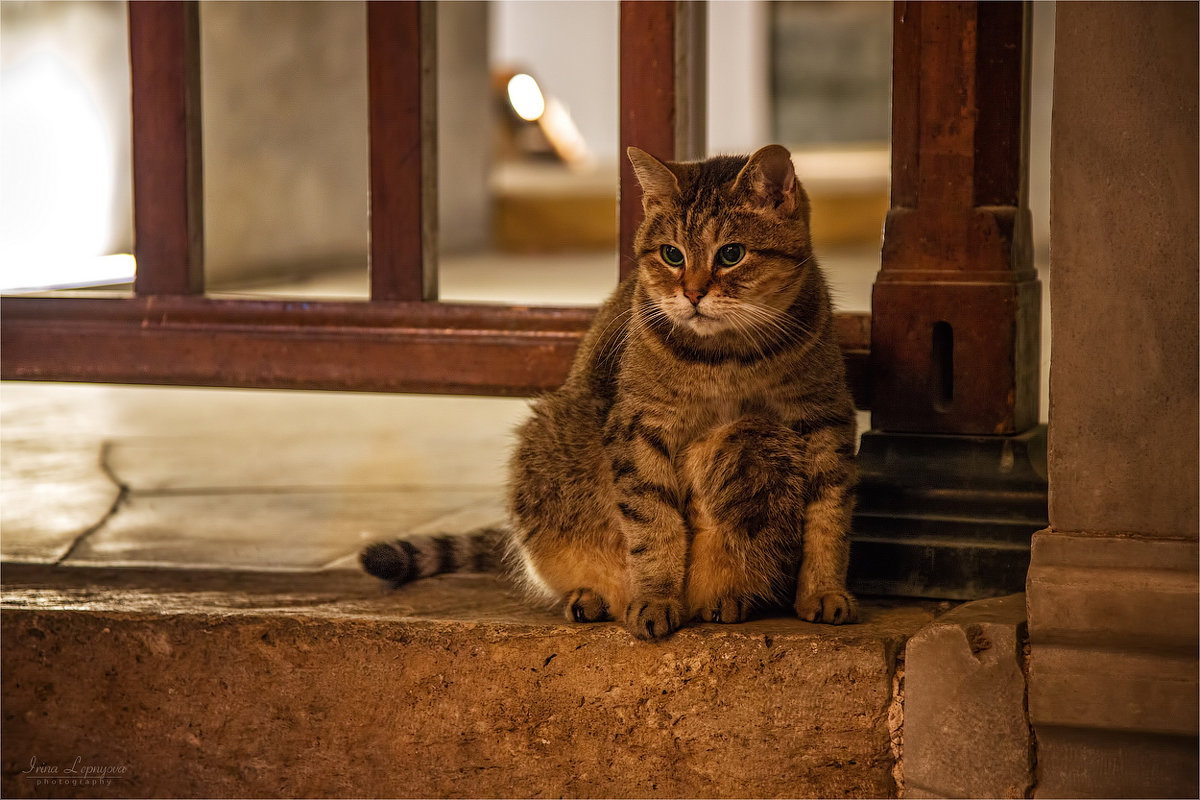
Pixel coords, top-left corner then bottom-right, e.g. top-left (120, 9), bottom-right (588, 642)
top-left (624, 597), bottom-right (685, 640)
top-left (563, 587), bottom-right (610, 623)
top-left (795, 589), bottom-right (858, 625)
top-left (696, 595), bottom-right (749, 624)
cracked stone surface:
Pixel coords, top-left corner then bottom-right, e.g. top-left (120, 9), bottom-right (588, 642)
top-left (2, 565), bottom-right (938, 799)
top-left (65, 488), bottom-right (503, 571)
top-left (0, 439), bottom-right (121, 563)
top-left (1, 384), bottom-right (525, 572)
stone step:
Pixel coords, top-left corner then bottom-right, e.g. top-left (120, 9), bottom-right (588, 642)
top-left (1, 564), bottom-right (939, 799)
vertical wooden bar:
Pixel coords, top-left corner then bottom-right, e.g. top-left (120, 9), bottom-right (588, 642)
top-left (618, 1), bottom-right (706, 279)
top-left (368, 1), bottom-right (438, 302)
top-left (129, 0), bottom-right (204, 296)
top-left (871, 0), bottom-right (1039, 434)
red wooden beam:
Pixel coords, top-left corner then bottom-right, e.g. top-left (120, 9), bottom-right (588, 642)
top-left (367, 1), bottom-right (437, 302)
top-left (128, 0), bottom-right (204, 296)
top-left (0, 297), bottom-right (871, 406)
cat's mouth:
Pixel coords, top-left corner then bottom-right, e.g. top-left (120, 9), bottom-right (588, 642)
top-left (683, 309), bottom-right (725, 335)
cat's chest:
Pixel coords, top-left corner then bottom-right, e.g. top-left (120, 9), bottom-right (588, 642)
top-left (639, 362), bottom-right (792, 443)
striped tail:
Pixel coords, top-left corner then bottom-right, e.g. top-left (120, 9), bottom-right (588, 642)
top-left (360, 527), bottom-right (505, 586)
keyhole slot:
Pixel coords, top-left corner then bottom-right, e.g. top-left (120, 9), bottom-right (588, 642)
top-left (931, 321), bottom-right (954, 413)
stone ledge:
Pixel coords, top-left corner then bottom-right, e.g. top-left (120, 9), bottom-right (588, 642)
top-left (2, 565), bottom-right (939, 799)
top-left (1027, 529), bottom-right (1200, 797)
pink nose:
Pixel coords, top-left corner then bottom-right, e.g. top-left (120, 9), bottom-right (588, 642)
top-left (684, 287), bottom-right (707, 306)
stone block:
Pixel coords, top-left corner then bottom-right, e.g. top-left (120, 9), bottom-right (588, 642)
top-left (1048, 1), bottom-right (1199, 538)
top-left (1027, 531), bottom-right (1199, 653)
top-left (1, 565), bottom-right (939, 798)
top-left (1029, 645), bottom-right (1197, 738)
top-left (902, 594), bottom-right (1032, 798)
top-left (1028, 530), bottom-right (1200, 797)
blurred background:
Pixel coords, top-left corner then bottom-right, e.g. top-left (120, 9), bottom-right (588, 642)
top-left (0, 0), bottom-right (1054, 311)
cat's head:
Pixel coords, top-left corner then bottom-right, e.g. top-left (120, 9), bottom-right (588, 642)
top-left (628, 144), bottom-right (815, 338)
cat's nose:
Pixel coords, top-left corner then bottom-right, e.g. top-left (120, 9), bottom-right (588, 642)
top-left (684, 287), bottom-right (707, 306)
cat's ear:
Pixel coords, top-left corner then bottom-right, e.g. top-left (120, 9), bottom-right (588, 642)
top-left (734, 145), bottom-right (805, 219)
top-left (627, 147), bottom-right (679, 205)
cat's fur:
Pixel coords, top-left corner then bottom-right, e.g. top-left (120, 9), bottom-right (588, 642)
top-left (363, 144), bottom-right (859, 640)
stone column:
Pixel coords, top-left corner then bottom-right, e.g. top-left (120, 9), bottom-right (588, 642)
top-left (1026, 3), bottom-right (1199, 796)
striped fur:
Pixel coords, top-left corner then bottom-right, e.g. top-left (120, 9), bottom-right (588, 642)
top-left (360, 528), bottom-right (503, 586)
top-left (505, 145), bottom-right (860, 640)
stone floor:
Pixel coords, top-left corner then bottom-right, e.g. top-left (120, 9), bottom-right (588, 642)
top-left (2, 382), bottom-right (523, 571)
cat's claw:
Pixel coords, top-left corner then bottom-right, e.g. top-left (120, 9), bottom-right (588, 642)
top-left (697, 595), bottom-right (749, 624)
top-left (564, 588), bottom-right (609, 623)
top-left (795, 589), bottom-right (859, 625)
top-left (624, 597), bottom-right (684, 640)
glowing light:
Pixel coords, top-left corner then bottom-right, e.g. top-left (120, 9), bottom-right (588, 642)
top-left (507, 73), bottom-right (546, 121)
top-left (1, 49), bottom-right (124, 291)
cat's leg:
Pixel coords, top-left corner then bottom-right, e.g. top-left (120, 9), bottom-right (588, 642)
top-left (679, 415), bottom-right (805, 623)
top-left (607, 411), bottom-right (690, 640)
top-left (519, 535), bottom-right (629, 623)
top-left (792, 420), bottom-right (859, 625)
top-left (509, 410), bottom-right (629, 623)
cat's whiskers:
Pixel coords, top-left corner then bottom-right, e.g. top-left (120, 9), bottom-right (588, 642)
top-left (729, 301), bottom-right (796, 348)
top-left (591, 304), bottom-right (640, 371)
top-left (722, 306), bottom-right (770, 356)
top-left (602, 298), bottom-right (666, 372)
top-left (637, 297), bottom-right (679, 346)
top-left (737, 298), bottom-right (811, 343)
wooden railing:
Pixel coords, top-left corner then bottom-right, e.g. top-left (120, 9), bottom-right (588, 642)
top-left (0, 1), bottom-right (868, 403)
top-left (1, 0), bottom-right (1037, 433)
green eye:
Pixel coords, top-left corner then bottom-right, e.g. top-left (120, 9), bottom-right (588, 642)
top-left (660, 245), bottom-right (685, 267)
top-left (717, 243), bottom-right (746, 267)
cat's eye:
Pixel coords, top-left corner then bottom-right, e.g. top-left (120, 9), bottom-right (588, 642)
top-left (660, 245), bottom-right (685, 267)
top-left (717, 243), bottom-right (746, 267)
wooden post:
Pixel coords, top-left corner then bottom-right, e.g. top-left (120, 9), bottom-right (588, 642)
top-left (368, 1), bottom-right (438, 302)
top-left (871, 1), bottom-right (1040, 435)
top-left (129, 0), bottom-right (204, 296)
top-left (618, 1), bottom-right (706, 279)
top-left (850, 1), bottom-right (1047, 600)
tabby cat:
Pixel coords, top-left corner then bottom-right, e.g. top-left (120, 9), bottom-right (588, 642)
top-left (362, 144), bottom-right (859, 640)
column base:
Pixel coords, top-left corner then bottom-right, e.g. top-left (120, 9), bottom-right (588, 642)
top-left (849, 425), bottom-right (1047, 599)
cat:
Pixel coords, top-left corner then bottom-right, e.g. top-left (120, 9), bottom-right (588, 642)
top-left (362, 144), bottom-right (859, 640)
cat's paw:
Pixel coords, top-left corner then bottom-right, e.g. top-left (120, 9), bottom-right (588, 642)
top-left (696, 595), bottom-right (749, 624)
top-left (623, 597), bottom-right (685, 640)
top-left (795, 589), bottom-right (859, 625)
top-left (563, 588), bottom-right (610, 623)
